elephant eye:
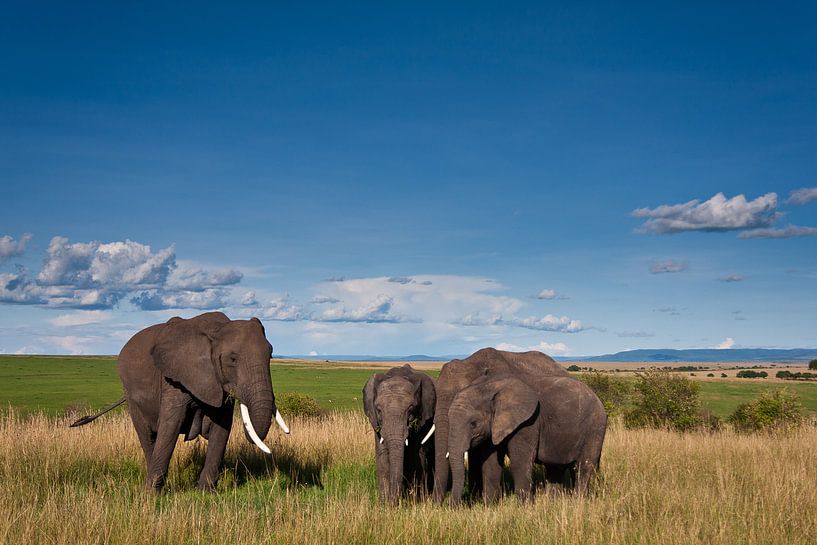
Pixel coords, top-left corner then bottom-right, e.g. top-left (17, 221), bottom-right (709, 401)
top-left (470, 421), bottom-right (477, 429)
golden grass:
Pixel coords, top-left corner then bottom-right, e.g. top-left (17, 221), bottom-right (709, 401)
top-left (1, 411), bottom-right (815, 545)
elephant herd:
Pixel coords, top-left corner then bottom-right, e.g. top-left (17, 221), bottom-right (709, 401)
top-left (73, 312), bottom-right (607, 505)
top-left (363, 348), bottom-right (607, 505)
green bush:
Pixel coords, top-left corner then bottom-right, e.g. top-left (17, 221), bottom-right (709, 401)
top-left (728, 389), bottom-right (803, 432)
top-left (721, 373), bottom-right (727, 378)
top-left (706, 373), bottom-right (714, 377)
top-left (775, 370), bottom-right (816, 381)
top-left (275, 392), bottom-right (324, 418)
top-left (578, 371), bottom-right (632, 416)
top-left (736, 370), bottom-right (768, 379)
top-left (623, 369), bottom-right (702, 431)
top-left (808, 359), bottom-right (817, 370)
top-left (566, 364), bottom-right (581, 372)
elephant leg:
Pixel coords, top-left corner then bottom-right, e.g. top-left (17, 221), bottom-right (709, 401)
top-left (480, 448), bottom-right (504, 504)
top-left (128, 404), bottom-right (156, 467)
top-left (507, 436), bottom-right (535, 501)
top-left (197, 402), bottom-right (233, 491)
top-left (146, 390), bottom-right (189, 492)
top-left (575, 455), bottom-right (599, 495)
top-left (374, 437), bottom-right (390, 502)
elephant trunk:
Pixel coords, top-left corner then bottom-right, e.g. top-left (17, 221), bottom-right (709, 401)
top-left (432, 414), bottom-right (450, 503)
top-left (449, 443), bottom-right (466, 506)
top-left (242, 379), bottom-right (274, 442)
top-left (381, 413), bottom-right (408, 504)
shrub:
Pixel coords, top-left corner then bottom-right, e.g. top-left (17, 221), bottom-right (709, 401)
top-left (809, 359), bottom-right (817, 370)
top-left (721, 373), bottom-right (728, 378)
top-left (623, 369), bottom-right (702, 431)
top-left (275, 392), bottom-right (324, 418)
top-left (706, 373), bottom-right (714, 377)
top-left (736, 370), bottom-right (768, 379)
top-left (775, 370), bottom-right (817, 381)
top-left (566, 364), bottom-right (581, 372)
top-left (728, 389), bottom-right (803, 432)
top-left (578, 371), bottom-right (632, 416)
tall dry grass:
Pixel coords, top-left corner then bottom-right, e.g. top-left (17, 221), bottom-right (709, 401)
top-left (0, 410), bottom-right (815, 544)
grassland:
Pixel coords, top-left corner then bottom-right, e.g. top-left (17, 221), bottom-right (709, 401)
top-left (1, 410), bottom-right (815, 544)
top-left (1, 355), bottom-right (817, 543)
top-left (3, 355), bottom-right (816, 418)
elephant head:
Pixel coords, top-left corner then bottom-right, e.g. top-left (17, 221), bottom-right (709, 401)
top-left (363, 365), bottom-right (435, 503)
top-left (152, 312), bottom-right (289, 452)
top-left (447, 375), bottom-right (539, 504)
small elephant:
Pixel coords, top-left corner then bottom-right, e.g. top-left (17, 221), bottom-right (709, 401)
top-left (447, 373), bottom-right (607, 504)
top-left (363, 365), bottom-right (436, 504)
top-left (116, 311), bottom-right (290, 492)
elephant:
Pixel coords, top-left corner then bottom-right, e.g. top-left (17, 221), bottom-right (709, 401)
top-left (363, 364), bottom-right (436, 504)
top-left (115, 311), bottom-right (290, 492)
top-left (447, 373), bottom-right (607, 505)
top-left (432, 347), bottom-right (570, 502)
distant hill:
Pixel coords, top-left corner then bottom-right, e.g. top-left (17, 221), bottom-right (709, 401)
top-left (564, 348), bottom-right (817, 363)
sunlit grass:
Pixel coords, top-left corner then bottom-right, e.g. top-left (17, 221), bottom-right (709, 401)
top-left (1, 410), bottom-right (815, 544)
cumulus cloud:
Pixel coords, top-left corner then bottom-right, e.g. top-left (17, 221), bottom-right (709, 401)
top-left (633, 192), bottom-right (780, 234)
top-left (738, 225), bottom-right (817, 239)
top-left (259, 294), bottom-right (307, 321)
top-left (319, 294), bottom-right (406, 323)
top-left (534, 288), bottom-right (567, 300)
top-left (166, 264), bottom-right (243, 291)
top-left (786, 187), bottom-right (817, 205)
top-left (49, 310), bottom-right (112, 327)
top-left (0, 233), bottom-right (32, 265)
top-left (718, 274), bottom-right (744, 282)
top-left (494, 341), bottom-right (570, 355)
top-left (716, 337), bottom-right (736, 349)
top-left (649, 259), bottom-right (688, 274)
top-left (505, 314), bottom-right (586, 333)
top-left (617, 330), bottom-right (655, 338)
top-left (0, 235), bottom-right (248, 310)
top-left (241, 291), bottom-right (257, 306)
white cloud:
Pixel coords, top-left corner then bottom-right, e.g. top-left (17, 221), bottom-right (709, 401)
top-left (0, 233), bottom-right (32, 264)
top-left (633, 192), bottom-right (780, 234)
top-left (534, 288), bottom-right (566, 300)
top-left (494, 341), bottom-right (570, 355)
top-left (319, 294), bottom-right (405, 323)
top-left (716, 337), bottom-right (736, 349)
top-left (241, 291), bottom-right (257, 306)
top-left (49, 310), bottom-right (112, 327)
top-left (43, 335), bottom-right (100, 355)
top-left (786, 187), bottom-right (817, 205)
top-left (718, 274), bottom-right (744, 282)
top-left (506, 314), bottom-right (586, 333)
top-left (738, 225), bottom-right (817, 239)
top-left (166, 263), bottom-right (243, 291)
top-left (649, 259), bottom-right (688, 274)
top-left (131, 288), bottom-right (230, 310)
top-left (259, 294), bottom-right (307, 321)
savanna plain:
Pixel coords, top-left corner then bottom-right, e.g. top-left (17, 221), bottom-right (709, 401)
top-left (1, 356), bottom-right (816, 545)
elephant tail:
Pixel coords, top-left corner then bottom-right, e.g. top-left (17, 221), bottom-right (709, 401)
top-left (69, 397), bottom-right (127, 428)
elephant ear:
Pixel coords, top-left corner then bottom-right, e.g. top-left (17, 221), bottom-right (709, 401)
top-left (362, 374), bottom-right (385, 430)
top-left (152, 314), bottom-right (228, 407)
top-left (418, 372), bottom-right (436, 427)
top-left (491, 379), bottom-right (539, 445)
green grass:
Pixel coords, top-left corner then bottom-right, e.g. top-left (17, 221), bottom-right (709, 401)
top-left (1, 355), bottom-right (815, 418)
top-left (698, 380), bottom-right (817, 418)
top-left (0, 355), bottom-right (439, 415)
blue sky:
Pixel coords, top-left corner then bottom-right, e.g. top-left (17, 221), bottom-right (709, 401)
top-left (1, 2), bottom-right (816, 356)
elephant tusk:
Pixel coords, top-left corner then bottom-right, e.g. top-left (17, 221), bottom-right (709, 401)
top-left (240, 403), bottom-right (271, 454)
top-left (464, 451), bottom-right (468, 462)
top-left (405, 438), bottom-right (409, 446)
top-left (379, 436), bottom-right (384, 444)
top-left (446, 451), bottom-right (449, 459)
top-left (420, 424), bottom-right (435, 445)
top-left (275, 409), bottom-right (290, 434)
